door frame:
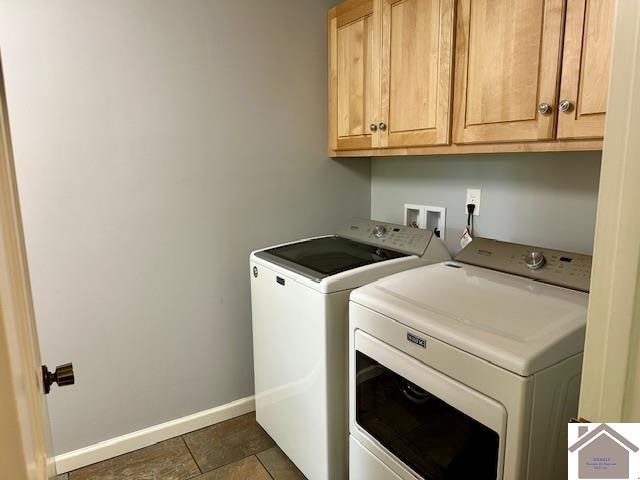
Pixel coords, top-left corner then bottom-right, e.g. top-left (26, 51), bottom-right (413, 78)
top-left (0, 55), bottom-right (54, 479)
top-left (578, 0), bottom-right (640, 421)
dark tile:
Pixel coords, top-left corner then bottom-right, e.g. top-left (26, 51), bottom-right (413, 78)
top-left (192, 456), bottom-right (271, 480)
top-left (183, 412), bottom-right (275, 473)
top-left (257, 447), bottom-right (306, 480)
top-left (68, 437), bottom-right (200, 480)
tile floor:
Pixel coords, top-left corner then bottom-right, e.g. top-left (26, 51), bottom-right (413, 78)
top-left (55, 412), bottom-right (306, 480)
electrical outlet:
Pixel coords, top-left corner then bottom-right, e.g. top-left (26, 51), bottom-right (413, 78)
top-left (465, 188), bottom-right (481, 216)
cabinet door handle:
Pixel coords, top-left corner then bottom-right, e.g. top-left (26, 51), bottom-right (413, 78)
top-left (537, 103), bottom-right (552, 115)
top-left (559, 100), bottom-right (572, 112)
top-left (369, 123), bottom-right (378, 132)
top-left (378, 122), bottom-right (387, 131)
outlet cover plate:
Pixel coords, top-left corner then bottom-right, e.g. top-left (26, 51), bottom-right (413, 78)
top-left (465, 188), bottom-right (481, 216)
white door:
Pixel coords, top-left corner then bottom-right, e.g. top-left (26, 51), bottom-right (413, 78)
top-left (0, 57), bottom-right (68, 480)
top-left (351, 330), bottom-right (507, 480)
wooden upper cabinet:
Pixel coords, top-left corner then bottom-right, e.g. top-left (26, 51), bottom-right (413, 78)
top-left (453, 0), bottom-right (566, 144)
top-left (328, 0), bottom-right (454, 151)
top-left (379, 0), bottom-right (454, 147)
top-left (328, 0), bottom-right (611, 156)
top-left (557, 0), bottom-right (615, 139)
top-left (329, 0), bottom-right (378, 151)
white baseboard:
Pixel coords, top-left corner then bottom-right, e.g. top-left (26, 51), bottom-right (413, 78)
top-left (55, 395), bottom-right (255, 474)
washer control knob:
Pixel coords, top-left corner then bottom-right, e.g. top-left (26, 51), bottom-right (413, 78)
top-left (525, 251), bottom-right (546, 270)
top-left (373, 225), bottom-right (387, 238)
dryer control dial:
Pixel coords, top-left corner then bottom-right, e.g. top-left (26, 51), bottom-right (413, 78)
top-left (373, 225), bottom-right (387, 238)
top-left (525, 251), bottom-right (546, 270)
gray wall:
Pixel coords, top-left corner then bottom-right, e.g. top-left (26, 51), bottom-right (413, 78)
top-left (0, 0), bottom-right (370, 454)
top-left (372, 152), bottom-right (601, 255)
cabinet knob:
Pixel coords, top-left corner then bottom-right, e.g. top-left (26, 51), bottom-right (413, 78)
top-left (378, 122), bottom-right (387, 131)
top-left (369, 123), bottom-right (378, 132)
top-left (537, 103), bottom-right (552, 115)
top-left (559, 100), bottom-right (572, 112)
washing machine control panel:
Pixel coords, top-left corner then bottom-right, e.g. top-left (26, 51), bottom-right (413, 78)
top-left (337, 218), bottom-right (434, 256)
top-left (454, 237), bottom-right (592, 292)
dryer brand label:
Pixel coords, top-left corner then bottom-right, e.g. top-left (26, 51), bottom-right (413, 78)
top-left (407, 332), bottom-right (426, 348)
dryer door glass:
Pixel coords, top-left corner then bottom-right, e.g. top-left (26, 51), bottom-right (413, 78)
top-left (355, 350), bottom-right (499, 479)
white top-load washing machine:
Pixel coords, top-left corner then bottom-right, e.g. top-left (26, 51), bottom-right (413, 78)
top-left (348, 238), bottom-right (591, 480)
top-left (250, 218), bottom-right (450, 480)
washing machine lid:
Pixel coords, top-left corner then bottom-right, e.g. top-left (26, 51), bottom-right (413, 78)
top-left (254, 236), bottom-right (409, 283)
top-left (350, 262), bottom-right (589, 376)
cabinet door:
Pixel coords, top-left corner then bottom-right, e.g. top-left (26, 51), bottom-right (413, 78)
top-left (329, 0), bottom-right (379, 151)
top-left (557, 0), bottom-right (614, 139)
top-left (378, 0), bottom-right (454, 147)
top-left (453, 0), bottom-right (565, 144)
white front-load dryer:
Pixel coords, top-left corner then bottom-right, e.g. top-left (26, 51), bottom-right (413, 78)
top-left (348, 238), bottom-right (591, 480)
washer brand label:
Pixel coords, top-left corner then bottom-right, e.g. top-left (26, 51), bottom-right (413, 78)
top-left (407, 332), bottom-right (426, 348)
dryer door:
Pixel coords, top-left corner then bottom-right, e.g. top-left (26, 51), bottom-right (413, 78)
top-left (352, 330), bottom-right (507, 480)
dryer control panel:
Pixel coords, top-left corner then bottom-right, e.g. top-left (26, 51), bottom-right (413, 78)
top-left (337, 218), bottom-right (434, 256)
top-left (454, 237), bottom-right (592, 292)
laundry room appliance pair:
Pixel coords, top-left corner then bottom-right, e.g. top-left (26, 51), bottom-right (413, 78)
top-left (349, 238), bottom-right (591, 480)
top-left (250, 218), bottom-right (450, 480)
